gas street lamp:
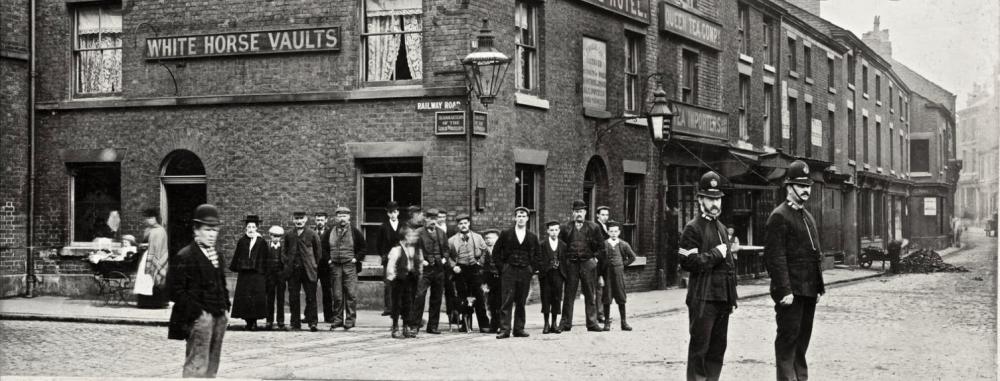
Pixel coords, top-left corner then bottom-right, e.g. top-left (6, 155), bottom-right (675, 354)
top-left (461, 19), bottom-right (511, 215)
top-left (646, 83), bottom-right (674, 143)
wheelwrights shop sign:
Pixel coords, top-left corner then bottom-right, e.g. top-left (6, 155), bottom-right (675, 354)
top-left (145, 27), bottom-right (341, 60)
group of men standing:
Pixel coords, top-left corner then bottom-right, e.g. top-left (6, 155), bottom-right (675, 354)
top-left (679, 160), bottom-right (825, 381)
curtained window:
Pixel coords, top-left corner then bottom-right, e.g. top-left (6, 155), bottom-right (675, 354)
top-left (515, 1), bottom-right (538, 91)
top-left (363, 0), bottom-right (423, 82)
top-left (624, 32), bottom-right (640, 112)
top-left (74, 4), bottom-right (122, 95)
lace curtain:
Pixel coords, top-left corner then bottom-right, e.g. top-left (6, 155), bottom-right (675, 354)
top-left (365, 0), bottom-right (422, 81)
top-left (77, 6), bottom-right (122, 94)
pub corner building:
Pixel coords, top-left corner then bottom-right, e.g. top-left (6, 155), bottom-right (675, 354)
top-left (1, 0), bottom-right (960, 299)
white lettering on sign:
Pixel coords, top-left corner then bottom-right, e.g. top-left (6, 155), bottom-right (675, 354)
top-left (582, 37), bottom-right (607, 111)
top-left (417, 100), bottom-right (463, 111)
top-left (145, 27), bottom-right (341, 59)
top-left (659, 2), bottom-right (722, 50)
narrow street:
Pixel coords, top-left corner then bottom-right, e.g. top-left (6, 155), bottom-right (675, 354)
top-left (2, 232), bottom-right (995, 380)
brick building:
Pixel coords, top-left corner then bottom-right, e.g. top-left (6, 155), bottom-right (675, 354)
top-left (1, 0), bottom-right (32, 297)
top-left (956, 75), bottom-right (999, 226)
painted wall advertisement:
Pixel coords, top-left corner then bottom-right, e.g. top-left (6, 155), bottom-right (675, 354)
top-left (811, 118), bottom-right (823, 147)
top-left (582, 37), bottom-right (607, 112)
top-left (924, 197), bottom-right (937, 216)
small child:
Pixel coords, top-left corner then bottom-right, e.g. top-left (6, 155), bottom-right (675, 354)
top-left (385, 226), bottom-right (423, 338)
top-left (536, 220), bottom-right (566, 334)
top-left (601, 221), bottom-right (636, 331)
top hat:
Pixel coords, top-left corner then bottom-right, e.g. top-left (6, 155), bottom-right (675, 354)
top-left (784, 160), bottom-right (814, 186)
top-left (571, 200), bottom-right (588, 211)
top-left (696, 171), bottom-right (725, 199)
top-left (192, 204), bottom-right (222, 226)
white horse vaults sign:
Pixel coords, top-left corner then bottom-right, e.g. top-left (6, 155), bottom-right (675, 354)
top-left (145, 27), bottom-right (341, 59)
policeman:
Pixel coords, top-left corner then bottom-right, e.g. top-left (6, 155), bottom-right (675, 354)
top-left (764, 160), bottom-right (825, 381)
top-left (678, 171), bottom-right (737, 381)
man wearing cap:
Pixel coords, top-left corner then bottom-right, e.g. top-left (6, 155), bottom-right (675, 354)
top-left (494, 206), bottom-right (539, 339)
top-left (167, 204), bottom-right (230, 378)
top-left (264, 225), bottom-right (290, 330)
top-left (480, 228), bottom-right (502, 333)
top-left (285, 211), bottom-right (323, 331)
top-left (138, 207), bottom-right (169, 309)
top-left (764, 160), bottom-right (825, 381)
top-left (447, 214), bottom-right (490, 332)
top-left (678, 171), bottom-right (737, 381)
top-left (322, 206), bottom-right (368, 330)
top-left (558, 200), bottom-right (605, 332)
top-left (313, 212), bottom-right (335, 323)
top-left (410, 208), bottom-right (449, 334)
top-left (377, 201), bottom-right (406, 316)
top-left (594, 205), bottom-right (612, 325)
top-left (406, 205), bottom-right (425, 229)
top-left (536, 220), bottom-right (566, 334)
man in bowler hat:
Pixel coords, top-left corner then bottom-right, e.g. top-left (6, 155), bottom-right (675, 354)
top-left (167, 204), bottom-right (230, 378)
top-left (558, 200), bottom-right (605, 332)
top-left (377, 201), bottom-right (406, 316)
top-left (678, 171), bottom-right (738, 381)
top-left (764, 160), bottom-right (825, 381)
top-left (286, 211), bottom-right (323, 331)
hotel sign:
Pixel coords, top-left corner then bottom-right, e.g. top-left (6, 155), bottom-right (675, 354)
top-left (575, 0), bottom-right (650, 23)
top-left (658, 2), bottom-right (722, 50)
top-left (671, 102), bottom-right (728, 140)
top-left (145, 27), bottom-right (341, 60)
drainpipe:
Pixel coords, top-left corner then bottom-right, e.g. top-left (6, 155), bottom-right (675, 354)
top-left (25, 0), bottom-right (38, 298)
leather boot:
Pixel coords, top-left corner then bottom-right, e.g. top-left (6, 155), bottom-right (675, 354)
top-left (550, 314), bottom-right (562, 334)
top-left (619, 304), bottom-right (632, 331)
top-left (543, 320), bottom-right (551, 334)
top-left (602, 304), bottom-right (612, 331)
top-left (391, 322), bottom-right (402, 338)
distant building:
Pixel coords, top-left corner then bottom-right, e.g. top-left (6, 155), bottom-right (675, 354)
top-left (957, 78), bottom-right (1000, 225)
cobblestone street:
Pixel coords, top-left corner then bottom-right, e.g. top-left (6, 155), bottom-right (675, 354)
top-left (2, 232), bottom-right (995, 380)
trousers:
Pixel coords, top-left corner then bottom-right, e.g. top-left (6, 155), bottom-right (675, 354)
top-left (318, 262), bottom-right (334, 321)
top-left (775, 296), bottom-right (817, 381)
top-left (264, 273), bottom-right (286, 324)
top-left (391, 273), bottom-right (418, 326)
top-left (539, 269), bottom-right (564, 314)
top-left (411, 265), bottom-right (446, 330)
top-left (287, 267), bottom-right (317, 326)
top-left (559, 259), bottom-right (599, 329)
top-left (331, 262), bottom-right (359, 327)
top-left (183, 311), bottom-right (227, 378)
top-left (454, 264), bottom-right (490, 330)
top-left (500, 265), bottom-right (532, 332)
top-left (686, 300), bottom-right (732, 381)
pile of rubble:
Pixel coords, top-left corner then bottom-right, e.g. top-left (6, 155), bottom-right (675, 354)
top-left (896, 248), bottom-right (969, 273)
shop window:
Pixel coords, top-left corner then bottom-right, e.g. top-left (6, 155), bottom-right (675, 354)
top-left (359, 158), bottom-right (422, 256)
top-left (74, 4), bottom-right (122, 95)
top-left (70, 164), bottom-right (121, 242)
top-left (624, 32), bottom-right (641, 113)
top-left (363, 0), bottom-right (423, 83)
top-left (622, 174), bottom-right (643, 246)
top-left (911, 139), bottom-right (930, 172)
top-left (681, 49), bottom-right (700, 104)
top-left (763, 85), bottom-right (774, 147)
top-left (738, 75), bottom-right (749, 141)
top-left (515, 164), bottom-right (544, 234)
top-left (515, 0), bottom-right (539, 91)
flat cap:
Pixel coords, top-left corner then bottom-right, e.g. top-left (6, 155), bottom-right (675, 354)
top-left (335, 206), bottom-right (351, 215)
top-left (455, 213), bottom-right (471, 223)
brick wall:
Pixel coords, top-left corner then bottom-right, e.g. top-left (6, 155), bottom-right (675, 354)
top-left (1, 0), bottom-right (30, 297)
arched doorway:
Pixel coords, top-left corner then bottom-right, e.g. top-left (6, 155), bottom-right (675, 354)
top-left (582, 156), bottom-right (609, 220)
top-left (160, 150), bottom-right (207, 256)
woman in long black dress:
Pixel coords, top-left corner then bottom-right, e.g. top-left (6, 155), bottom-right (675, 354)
top-left (230, 215), bottom-right (269, 330)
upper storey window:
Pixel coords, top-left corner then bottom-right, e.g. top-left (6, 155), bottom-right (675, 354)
top-left (363, 0), bottom-right (423, 83)
top-left (74, 4), bottom-right (122, 95)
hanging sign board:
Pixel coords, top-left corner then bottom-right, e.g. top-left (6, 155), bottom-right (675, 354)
top-left (473, 112), bottom-right (488, 136)
top-left (582, 37), bottom-right (608, 112)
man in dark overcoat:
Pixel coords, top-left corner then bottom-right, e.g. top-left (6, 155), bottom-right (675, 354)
top-left (377, 201), bottom-right (405, 316)
top-left (480, 228), bottom-right (502, 333)
top-left (678, 171), bottom-right (737, 381)
top-left (313, 212), bottom-right (334, 323)
top-left (594, 205), bottom-right (611, 324)
top-left (764, 160), bottom-right (826, 381)
top-left (558, 200), bottom-right (605, 332)
top-left (167, 204), bottom-right (230, 378)
top-left (285, 211), bottom-right (323, 331)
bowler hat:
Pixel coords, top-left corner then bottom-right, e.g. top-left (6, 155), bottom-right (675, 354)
top-left (572, 200), bottom-right (588, 211)
top-left (335, 206), bottom-right (351, 215)
top-left (243, 214), bottom-right (261, 225)
top-left (386, 201), bottom-right (399, 212)
top-left (513, 206), bottom-right (530, 215)
top-left (192, 204), bottom-right (222, 226)
top-left (784, 160), bottom-right (814, 186)
top-left (696, 171), bottom-right (725, 199)
top-left (455, 213), bottom-right (471, 223)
